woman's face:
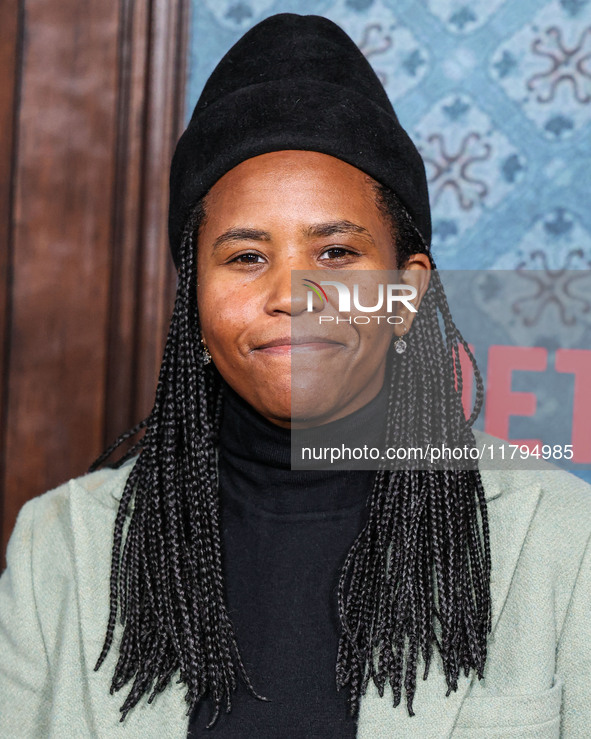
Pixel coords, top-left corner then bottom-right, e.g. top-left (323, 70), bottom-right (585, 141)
top-left (196, 150), bottom-right (429, 428)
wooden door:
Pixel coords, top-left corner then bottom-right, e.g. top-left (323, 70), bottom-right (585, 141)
top-left (0, 0), bottom-right (190, 566)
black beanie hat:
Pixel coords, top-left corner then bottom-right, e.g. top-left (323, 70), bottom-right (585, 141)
top-left (168, 12), bottom-right (431, 270)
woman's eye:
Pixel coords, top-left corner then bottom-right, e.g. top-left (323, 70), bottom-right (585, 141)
top-left (319, 247), bottom-right (358, 260)
top-left (229, 252), bottom-right (265, 264)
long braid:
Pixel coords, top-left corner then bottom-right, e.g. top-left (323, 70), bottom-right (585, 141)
top-left (91, 205), bottom-right (267, 726)
top-left (90, 181), bottom-right (491, 726)
top-left (335, 184), bottom-right (491, 716)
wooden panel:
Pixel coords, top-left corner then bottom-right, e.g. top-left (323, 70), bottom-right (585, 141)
top-left (102, 0), bottom-right (151, 447)
top-left (0, 0), bottom-right (21, 555)
top-left (2, 0), bottom-right (122, 558)
top-left (104, 0), bottom-right (189, 450)
top-left (134, 0), bottom-right (189, 424)
top-left (1, 0), bottom-right (191, 564)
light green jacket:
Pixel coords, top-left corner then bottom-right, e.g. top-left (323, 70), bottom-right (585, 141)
top-left (1, 433), bottom-right (591, 738)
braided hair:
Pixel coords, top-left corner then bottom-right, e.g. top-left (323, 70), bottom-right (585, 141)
top-left (89, 180), bottom-right (491, 727)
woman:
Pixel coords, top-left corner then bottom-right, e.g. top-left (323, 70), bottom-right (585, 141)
top-left (1, 13), bottom-right (590, 738)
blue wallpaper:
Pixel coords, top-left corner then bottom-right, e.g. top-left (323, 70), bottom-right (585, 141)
top-left (186, 0), bottom-right (591, 271)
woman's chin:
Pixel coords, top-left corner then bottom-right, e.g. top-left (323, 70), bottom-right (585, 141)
top-left (291, 389), bottom-right (345, 426)
top-left (251, 386), bottom-right (343, 427)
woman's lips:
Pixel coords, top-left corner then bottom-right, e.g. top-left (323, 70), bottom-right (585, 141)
top-left (257, 341), bottom-right (343, 354)
top-left (254, 335), bottom-right (345, 354)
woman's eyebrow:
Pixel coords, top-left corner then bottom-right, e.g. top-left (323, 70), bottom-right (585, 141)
top-left (212, 227), bottom-right (271, 251)
top-left (304, 220), bottom-right (375, 243)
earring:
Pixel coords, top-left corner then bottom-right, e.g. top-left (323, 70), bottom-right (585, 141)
top-left (201, 337), bottom-right (212, 365)
top-left (393, 322), bottom-right (408, 354)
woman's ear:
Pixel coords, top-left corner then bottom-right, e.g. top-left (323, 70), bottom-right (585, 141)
top-left (393, 253), bottom-right (431, 337)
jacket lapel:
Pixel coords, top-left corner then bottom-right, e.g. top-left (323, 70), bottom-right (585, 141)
top-left (72, 470), bottom-right (190, 737)
top-left (356, 465), bottom-right (542, 738)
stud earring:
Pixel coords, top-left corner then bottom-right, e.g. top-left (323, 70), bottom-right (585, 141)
top-left (201, 337), bottom-right (212, 365)
top-left (393, 322), bottom-right (408, 354)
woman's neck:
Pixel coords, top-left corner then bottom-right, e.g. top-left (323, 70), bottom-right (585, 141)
top-left (217, 378), bottom-right (389, 515)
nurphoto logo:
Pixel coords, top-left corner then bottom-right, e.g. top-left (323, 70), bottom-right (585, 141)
top-left (302, 278), bottom-right (417, 322)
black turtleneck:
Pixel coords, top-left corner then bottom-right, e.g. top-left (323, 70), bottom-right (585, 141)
top-left (188, 379), bottom-right (389, 738)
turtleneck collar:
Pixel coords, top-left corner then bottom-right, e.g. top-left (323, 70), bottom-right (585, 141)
top-left (217, 379), bottom-right (388, 515)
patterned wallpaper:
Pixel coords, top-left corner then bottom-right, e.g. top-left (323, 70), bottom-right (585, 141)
top-left (186, 0), bottom-right (591, 271)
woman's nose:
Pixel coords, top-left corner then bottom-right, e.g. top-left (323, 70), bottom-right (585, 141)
top-left (263, 257), bottom-right (317, 316)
